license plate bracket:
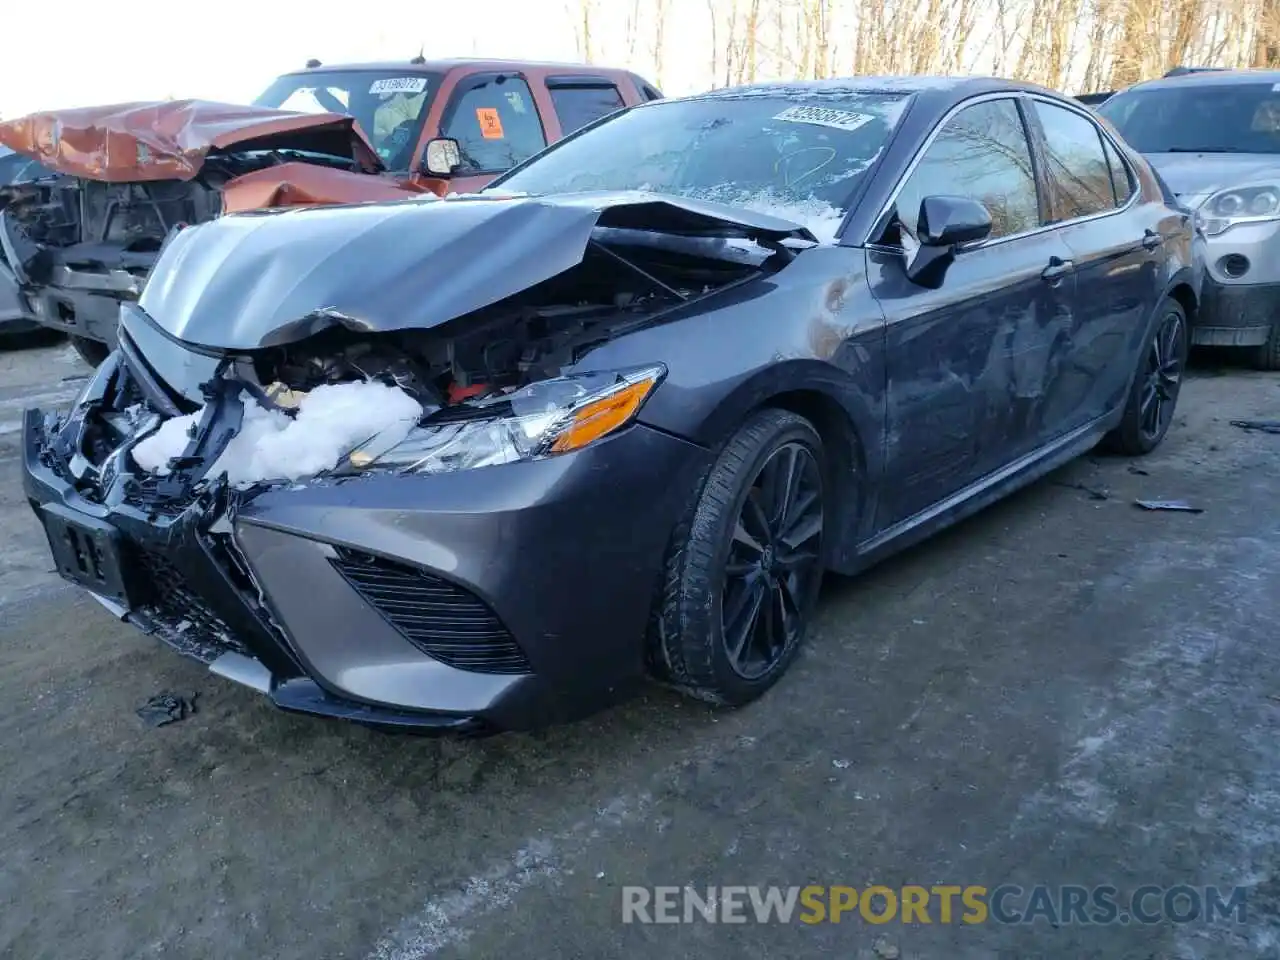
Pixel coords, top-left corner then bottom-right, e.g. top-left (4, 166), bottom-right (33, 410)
top-left (39, 503), bottom-right (138, 609)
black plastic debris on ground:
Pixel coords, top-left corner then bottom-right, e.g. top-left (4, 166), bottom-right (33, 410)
top-left (1230, 419), bottom-right (1280, 436)
top-left (1127, 465), bottom-right (1150, 476)
top-left (136, 691), bottom-right (198, 727)
top-left (1134, 499), bottom-right (1204, 514)
top-left (1053, 481), bottom-right (1108, 501)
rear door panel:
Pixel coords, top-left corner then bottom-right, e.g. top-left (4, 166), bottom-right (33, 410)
top-left (1026, 98), bottom-right (1163, 428)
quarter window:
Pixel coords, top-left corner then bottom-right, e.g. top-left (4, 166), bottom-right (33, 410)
top-left (548, 83), bottom-right (626, 135)
top-left (440, 75), bottom-right (547, 176)
top-left (1101, 135), bottom-right (1134, 206)
top-left (1033, 101), bottom-right (1117, 220)
top-left (895, 98), bottom-right (1041, 241)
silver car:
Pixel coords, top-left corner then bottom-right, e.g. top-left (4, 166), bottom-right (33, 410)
top-left (1100, 69), bottom-right (1280, 368)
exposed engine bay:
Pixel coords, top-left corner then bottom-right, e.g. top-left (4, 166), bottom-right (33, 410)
top-left (251, 225), bottom-right (777, 404)
top-left (40, 209), bottom-right (801, 506)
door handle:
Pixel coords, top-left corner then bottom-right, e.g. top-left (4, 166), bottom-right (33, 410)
top-left (1142, 229), bottom-right (1163, 250)
top-left (1041, 257), bottom-right (1074, 282)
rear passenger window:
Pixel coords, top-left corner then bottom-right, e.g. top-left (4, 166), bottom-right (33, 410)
top-left (440, 75), bottom-right (547, 175)
top-left (1032, 101), bottom-right (1117, 220)
top-left (895, 98), bottom-right (1041, 240)
top-left (1101, 135), bottom-right (1134, 205)
top-left (548, 84), bottom-right (626, 135)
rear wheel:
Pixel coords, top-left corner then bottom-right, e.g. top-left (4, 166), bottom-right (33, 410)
top-left (1249, 321), bottom-right (1280, 371)
top-left (70, 335), bottom-right (110, 367)
top-left (1103, 297), bottom-right (1188, 455)
top-left (653, 408), bottom-right (827, 706)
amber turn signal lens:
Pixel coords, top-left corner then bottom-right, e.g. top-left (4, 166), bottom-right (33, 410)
top-left (549, 377), bottom-right (657, 454)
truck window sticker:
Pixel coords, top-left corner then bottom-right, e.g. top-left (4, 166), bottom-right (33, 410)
top-left (369, 77), bottom-right (429, 95)
top-left (477, 107), bottom-right (505, 139)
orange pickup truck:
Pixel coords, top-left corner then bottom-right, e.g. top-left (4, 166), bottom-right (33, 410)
top-left (0, 58), bottom-right (661, 362)
top-left (255, 57), bottom-right (663, 196)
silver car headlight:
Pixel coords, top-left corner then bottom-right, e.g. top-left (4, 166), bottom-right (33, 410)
top-left (1196, 183), bottom-right (1280, 236)
top-left (346, 364), bottom-right (666, 475)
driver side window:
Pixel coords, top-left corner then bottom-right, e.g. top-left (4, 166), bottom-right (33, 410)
top-left (439, 75), bottom-right (547, 176)
top-left (896, 98), bottom-right (1041, 241)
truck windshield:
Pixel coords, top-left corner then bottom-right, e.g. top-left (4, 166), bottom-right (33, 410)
top-left (254, 70), bottom-right (442, 171)
top-left (1099, 82), bottom-right (1280, 154)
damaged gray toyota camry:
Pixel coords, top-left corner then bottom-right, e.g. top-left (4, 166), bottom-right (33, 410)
top-left (23, 77), bottom-right (1200, 734)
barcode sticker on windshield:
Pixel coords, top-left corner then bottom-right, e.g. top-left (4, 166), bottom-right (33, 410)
top-left (773, 106), bottom-right (874, 132)
top-left (369, 77), bottom-right (429, 95)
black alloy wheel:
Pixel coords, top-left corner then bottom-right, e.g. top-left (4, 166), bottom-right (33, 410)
top-left (1138, 309), bottom-right (1185, 445)
top-left (1103, 297), bottom-right (1188, 456)
top-left (721, 442), bottom-right (824, 680)
top-left (652, 408), bottom-right (828, 706)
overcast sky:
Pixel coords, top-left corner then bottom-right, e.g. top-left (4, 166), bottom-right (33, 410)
top-left (0, 0), bottom-right (728, 118)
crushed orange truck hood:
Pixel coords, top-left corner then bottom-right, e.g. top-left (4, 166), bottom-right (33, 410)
top-left (220, 162), bottom-right (423, 213)
top-left (0, 99), bottom-right (386, 182)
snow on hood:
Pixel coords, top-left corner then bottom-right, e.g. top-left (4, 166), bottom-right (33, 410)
top-left (131, 381), bottom-right (422, 486)
top-left (135, 190), bottom-right (816, 352)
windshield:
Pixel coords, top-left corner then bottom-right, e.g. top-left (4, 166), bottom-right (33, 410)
top-left (492, 92), bottom-right (912, 241)
top-left (254, 70), bottom-right (442, 171)
top-left (1100, 82), bottom-right (1280, 154)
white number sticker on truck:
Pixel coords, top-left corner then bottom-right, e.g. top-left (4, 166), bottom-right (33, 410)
top-left (369, 77), bottom-right (429, 95)
top-left (773, 105), bottom-right (874, 132)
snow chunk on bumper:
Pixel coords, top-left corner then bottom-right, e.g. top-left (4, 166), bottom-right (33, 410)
top-left (131, 381), bottom-right (422, 485)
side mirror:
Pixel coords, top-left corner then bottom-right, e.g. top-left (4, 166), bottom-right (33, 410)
top-left (899, 195), bottom-right (993, 288)
top-left (422, 138), bottom-right (462, 177)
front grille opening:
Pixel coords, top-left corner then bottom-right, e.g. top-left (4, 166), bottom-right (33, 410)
top-left (329, 547), bottom-right (532, 675)
top-left (133, 548), bottom-right (250, 663)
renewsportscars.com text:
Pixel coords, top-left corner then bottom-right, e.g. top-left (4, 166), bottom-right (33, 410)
top-left (621, 884), bottom-right (1249, 926)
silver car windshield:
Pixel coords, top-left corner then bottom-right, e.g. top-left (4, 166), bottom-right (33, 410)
top-left (1100, 82), bottom-right (1280, 154)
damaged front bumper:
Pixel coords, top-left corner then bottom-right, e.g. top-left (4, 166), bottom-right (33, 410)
top-left (1192, 275), bottom-right (1280, 347)
top-left (23, 391), bottom-right (710, 733)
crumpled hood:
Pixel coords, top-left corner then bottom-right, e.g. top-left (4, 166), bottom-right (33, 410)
top-left (0, 99), bottom-right (384, 182)
top-left (135, 191), bottom-right (815, 352)
top-left (1144, 152), bottom-right (1280, 203)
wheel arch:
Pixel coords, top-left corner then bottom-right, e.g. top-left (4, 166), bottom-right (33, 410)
top-left (677, 361), bottom-right (881, 571)
top-left (1165, 271), bottom-right (1198, 327)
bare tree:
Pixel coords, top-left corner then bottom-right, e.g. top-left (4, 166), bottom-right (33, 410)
top-left (571, 0), bottom-right (597, 62)
top-left (652, 0), bottom-right (672, 88)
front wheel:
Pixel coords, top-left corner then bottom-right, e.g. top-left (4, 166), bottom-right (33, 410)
top-left (1103, 297), bottom-right (1188, 456)
top-left (652, 408), bottom-right (827, 706)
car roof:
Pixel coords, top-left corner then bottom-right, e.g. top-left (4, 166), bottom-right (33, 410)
top-left (1121, 68), bottom-right (1280, 93)
top-left (671, 74), bottom-right (1067, 103)
top-left (279, 58), bottom-right (633, 78)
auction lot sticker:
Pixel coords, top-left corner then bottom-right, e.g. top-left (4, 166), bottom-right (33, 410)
top-left (369, 77), bottom-right (429, 95)
top-left (477, 108), bottom-right (505, 139)
top-left (774, 105), bottom-right (874, 132)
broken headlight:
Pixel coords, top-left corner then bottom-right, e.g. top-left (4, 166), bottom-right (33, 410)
top-left (346, 364), bottom-right (666, 474)
top-left (1196, 183), bottom-right (1280, 236)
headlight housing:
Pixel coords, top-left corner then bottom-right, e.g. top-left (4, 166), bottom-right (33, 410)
top-left (347, 364), bottom-right (666, 475)
top-left (1196, 183), bottom-right (1280, 236)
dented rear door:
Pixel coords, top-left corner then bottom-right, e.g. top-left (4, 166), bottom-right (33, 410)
top-left (1027, 97), bottom-right (1161, 431)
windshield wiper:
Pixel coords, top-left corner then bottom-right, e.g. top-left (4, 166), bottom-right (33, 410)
top-left (1165, 145), bottom-right (1251, 153)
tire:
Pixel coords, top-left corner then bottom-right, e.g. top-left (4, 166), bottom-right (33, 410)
top-left (652, 408), bottom-right (827, 707)
top-left (1103, 297), bottom-right (1188, 456)
top-left (70, 335), bottom-right (110, 367)
top-left (1249, 321), bottom-right (1280, 371)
